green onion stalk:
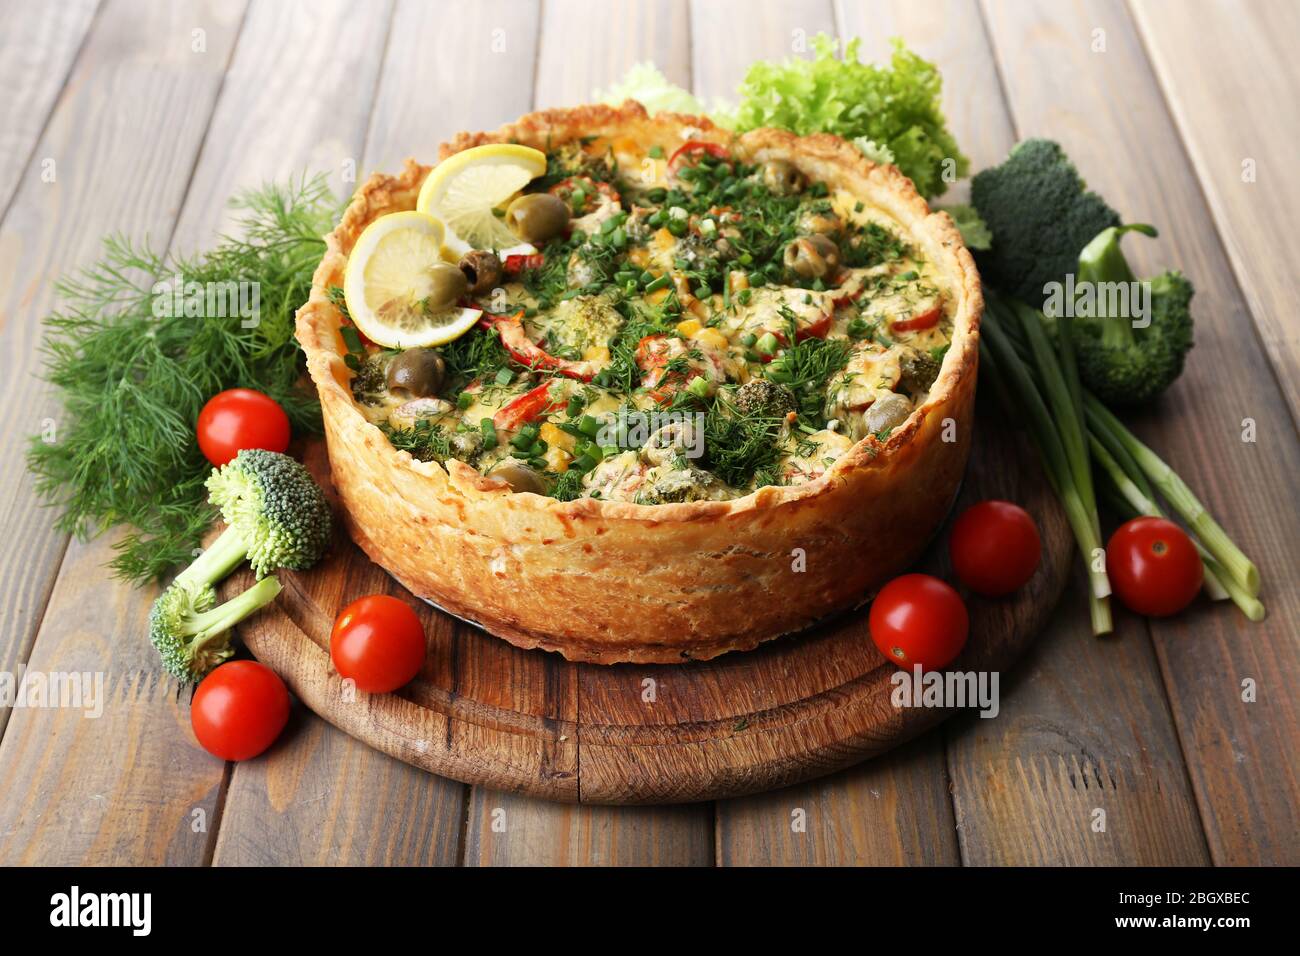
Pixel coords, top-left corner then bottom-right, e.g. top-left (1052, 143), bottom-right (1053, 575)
top-left (981, 303), bottom-right (1113, 635)
top-left (980, 292), bottom-right (1264, 627)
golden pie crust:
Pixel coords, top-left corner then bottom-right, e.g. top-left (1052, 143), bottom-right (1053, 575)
top-left (295, 101), bottom-right (982, 664)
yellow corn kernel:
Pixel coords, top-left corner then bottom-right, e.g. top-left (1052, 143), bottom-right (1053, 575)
top-left (692, 327), bottom-right (730, 351)
top-left (654, 227), bottom-right (676, 251)
top-left (688, 298), bottom-right (710, 320)
top-left (675, 318), bottom-right (703, 338)
top-left (539, 422), bottom-right (576, 453)
top-left (544, 446), bottom-right (573, 473)
top-left (729, 270), bottom-right (749, 293)
top-left (645, 286), bottom-right (671, 305)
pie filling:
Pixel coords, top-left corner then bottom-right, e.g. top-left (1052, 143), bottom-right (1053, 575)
top-left (340, 139), bottom-right (954, 504)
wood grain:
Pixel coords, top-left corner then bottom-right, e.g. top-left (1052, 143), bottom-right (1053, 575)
top-left (464, 788), bottom-right (712, 866)
top-left (981, 0), bottom-right (1299, 866)
top-left (535, 0), bottom-right (691, 107)
top-left (0, 2), bottom-right (249, 865)
top-left (689, 0), bottom-right (836, 102)
top-left (717, 735), bottom-right (959, 866)
top-left (1129, 0), bottom-right (1300, 423)
top-left (0, 0), bottom-right (99, 217)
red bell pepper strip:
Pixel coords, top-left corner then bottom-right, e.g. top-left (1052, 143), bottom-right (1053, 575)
top-left (668, 140), bottom-right (731, 171)
top-left (480, 311), bottom-right (597, 381)
top-left (503, 253), bottom-right (545, 274)
top-left (493, 381), bottom-right (565, 431)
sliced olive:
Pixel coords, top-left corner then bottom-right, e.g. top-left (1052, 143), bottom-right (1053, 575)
top-left (492, 462), bottom-right (547, 494)
top-left (458, 250), bottom-right (503, 295)
top-left (783, 234), bottom-right (841, 279)
top-left (505, 193), bottom-right (571, 244)
top-left (386, 347), bottom-right (446, 398)
top-left (864, 392), bottom-right (912, 434)
top-left (761, 159), bottom-right (806, 196)
top-left (422, 261), bottom-right (469, 312)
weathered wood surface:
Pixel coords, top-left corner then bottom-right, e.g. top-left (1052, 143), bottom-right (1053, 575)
top-left (0, 0), bottom-right (1295, 866)
top-left (1130, 0), bottom-right (1300, 423)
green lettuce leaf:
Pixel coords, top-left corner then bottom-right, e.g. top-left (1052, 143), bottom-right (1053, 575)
top-left (727, 36), bottom-right (968, 199)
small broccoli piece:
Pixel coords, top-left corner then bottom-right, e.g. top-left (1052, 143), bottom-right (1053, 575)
top-left (147, 449), bottom-right (331, 681)
top-left (149, 576), bottom-right (282, 683)
top-left (350, 352), bottom-right (389, 406)
top-left (733, 380), bottom-right (798, 419)
top-left (899, 349), bottom-right (941, 394)
top-left (205, 449), bottom-right (332, 577)
top-left (971, 139), bottom-right (1121, 305)
top-left (1071, 224), bottom-right (1194, 406)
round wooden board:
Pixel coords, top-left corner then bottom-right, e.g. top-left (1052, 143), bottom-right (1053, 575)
top-left (227, 405), bottom-right (1072, 805)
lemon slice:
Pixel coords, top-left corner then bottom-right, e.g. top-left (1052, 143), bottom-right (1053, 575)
top-left (343, 211), bottom-right (482, 348)
top-left (417, 144), bottom-right (548, 256)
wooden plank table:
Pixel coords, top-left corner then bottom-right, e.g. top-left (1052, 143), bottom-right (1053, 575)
top-left (0, 0), bottom-right (1293, 866)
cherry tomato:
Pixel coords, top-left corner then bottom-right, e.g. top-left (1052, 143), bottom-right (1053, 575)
top-left (1107, 517), bottom-right (1203, 617)
top-left (869, 573), bottom-right (969, 671)
top-left (191, 661), bottom-right (290, 761)
top-left (196, 388), bottom-right (291, 466)
top-left (949, 500), bottom-right (1042, 596)
top-left (331, 595), bottom-right (427, 694)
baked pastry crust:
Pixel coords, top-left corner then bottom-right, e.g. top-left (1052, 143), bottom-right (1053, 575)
top-left (295, 101), bottom-right (982, 664)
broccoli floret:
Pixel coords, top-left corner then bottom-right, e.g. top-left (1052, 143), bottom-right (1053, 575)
top-left (147, 449), bottom-right (331, 681)
top-left (204, 449), bottom-right (333, 577)
top-left (899, 348), bottom-right (941, 394)
top-left (733, 379), bottom-right (798, 419)
top-left (350, 352), bottom-right (389, 406)
top-left (149, 576), bottom-right (282, 683)
top-left (971, 139), bottom-right (1121, 305)
top-left (1070, 224), bottom-right (1194, 406)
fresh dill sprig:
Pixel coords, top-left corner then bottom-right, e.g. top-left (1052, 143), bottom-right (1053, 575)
top-left (378, 419), bottom-right (452, 463)
top-left (27, 174), bottom-right (339, 584)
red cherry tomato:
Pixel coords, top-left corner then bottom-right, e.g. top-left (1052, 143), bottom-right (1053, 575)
top-left (949, 500), bottom-right (1042, 596)
top-left (869, 573), bottom-right (969, 671)
top-left (191, 661), bottom-right (290, 761)
top-left (1107, 517), bottom-right (1203, 617)
top-left (196, 388), bottom-right (291, 466)
top-left (331, 595), bottom-right (427, 694)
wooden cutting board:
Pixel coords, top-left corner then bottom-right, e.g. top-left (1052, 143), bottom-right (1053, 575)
top-left (225, 405), bottom-right (1071, 804)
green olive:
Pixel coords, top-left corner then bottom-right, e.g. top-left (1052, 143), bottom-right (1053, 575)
top-left (458, 250), bottom-right (503, 295)
top-left (783, 234), bottom-right (841, 279)
top-left (505, 193), bottom-right (571, 244)
top-left (492, 462), bottom-right (547, 495)
top-left (385, 347), bottom-right (446, 397)
top-left (422, 261), bottom-right (469, 312)
top-left (864, 392), bottom-right (912, 434)
top-left (761, 159), bottom-right (806, 196)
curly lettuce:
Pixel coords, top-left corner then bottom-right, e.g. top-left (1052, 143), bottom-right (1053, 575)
top-left (727, 36), bottom-right (967, 199)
